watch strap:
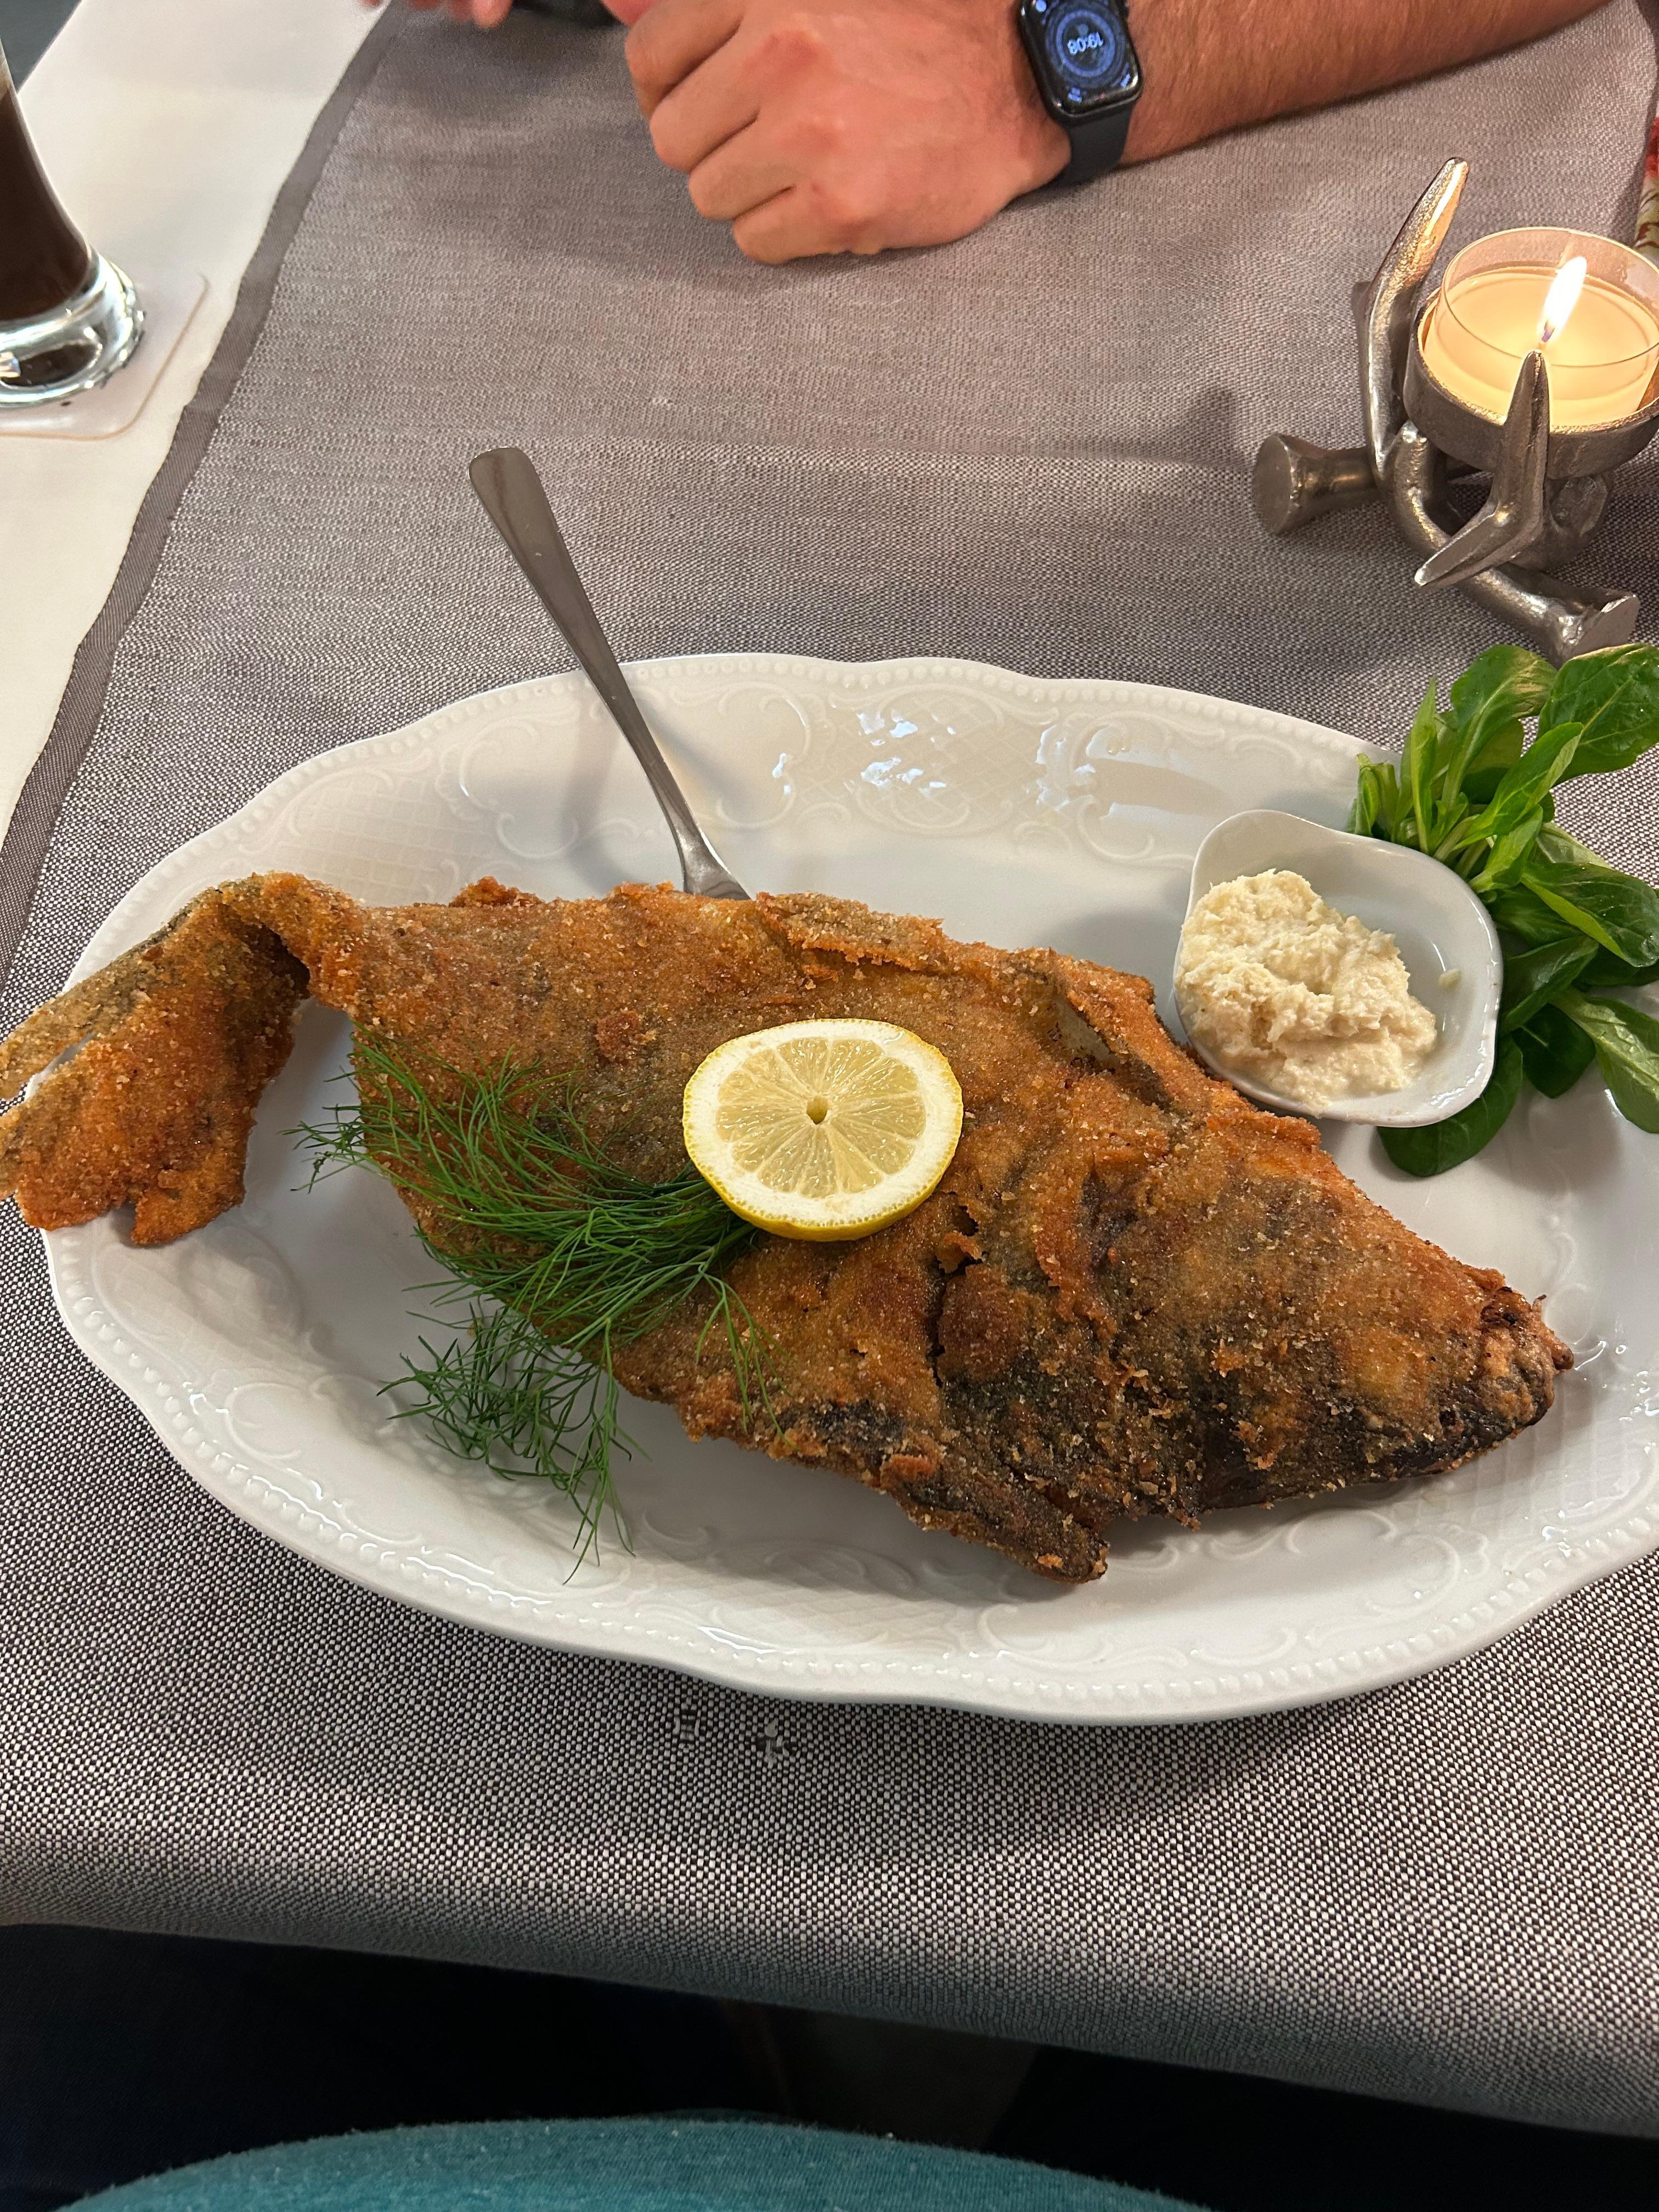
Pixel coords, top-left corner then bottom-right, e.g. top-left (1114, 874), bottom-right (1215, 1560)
top-left (1053, 95), bottom-right (1133, 186)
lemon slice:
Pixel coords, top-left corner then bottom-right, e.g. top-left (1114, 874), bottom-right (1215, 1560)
top-left (682, 1019), bottom-right (963, 1242)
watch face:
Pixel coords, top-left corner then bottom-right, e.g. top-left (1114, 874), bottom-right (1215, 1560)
top-left (1024, 0), bottom-right (1141, 115)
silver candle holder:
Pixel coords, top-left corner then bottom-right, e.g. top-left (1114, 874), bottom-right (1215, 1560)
top-left (0, 34), bottom-right (143, 410)
top-left (1251, 162), bottom-right (1659, 663)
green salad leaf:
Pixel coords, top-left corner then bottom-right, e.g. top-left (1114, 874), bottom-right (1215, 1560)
top-left (1380, 1039), bottom-right (1523, 1178)
top-left (1441, 645), bottom-right (1554, 799)
top-left (1513, 1005), bottom-right (1596, 1099)
top-left (1469, 812), bottom-right (1544, 894)
top-left (1520, 858), bottom-right (1659, 969)
top-left (1461, 729), bottom-right (1525, 808)
top-left (1484, 881), bottom-right (1574, 947)
top-left (1579, 947), bottom-right (1659, 990)
top-left (1402, 684), bottom-right (1443, 849)
top-left (1464, 721), bottom-right (1579, 845)
top-left (1498, 938), bottom-right (1597, 1033)
top-left (1543, 643), bottom-right (1659, 780)
top-left (1348, 762), bottom-right (1382, 838)
top-left (1553, 990), bottom-right (1659, 1133)
top-left (1348, 642), bottom-right (1659, 1172)
top-left (1449, 644), bottom-right (1556, 733)
top-left (1533, 824), bottom-right (1605, 868)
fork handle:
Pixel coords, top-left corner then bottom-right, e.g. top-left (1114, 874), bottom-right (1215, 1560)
top-left (468, 448), bottom-right (749, 901)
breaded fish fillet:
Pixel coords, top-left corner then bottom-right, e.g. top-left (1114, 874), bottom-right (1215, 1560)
top-left (0, 874), bottom-right (1570, 1579)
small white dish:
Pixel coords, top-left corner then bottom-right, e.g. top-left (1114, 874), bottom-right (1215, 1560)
top-left (1178, 808), bottom-right (1501, 1127)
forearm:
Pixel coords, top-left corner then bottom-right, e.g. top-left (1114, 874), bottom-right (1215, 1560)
top-left (613, 0), bottom-right (1615, 263)
top-left (1122, 0), bottom-right (1610, 163)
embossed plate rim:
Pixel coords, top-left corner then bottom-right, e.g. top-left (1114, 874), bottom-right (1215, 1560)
top-left (40, 653), bottom-right (1658, 1722)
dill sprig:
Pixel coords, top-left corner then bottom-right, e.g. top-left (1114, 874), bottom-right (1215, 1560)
top-left (397, 1306), bottom-right (629, 1541)
top-left (296, 1034), bottom-right (769, 1555)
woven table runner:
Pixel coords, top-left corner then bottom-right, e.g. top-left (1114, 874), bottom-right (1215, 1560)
top-left (3, 4), bottom-right (1657, 2134)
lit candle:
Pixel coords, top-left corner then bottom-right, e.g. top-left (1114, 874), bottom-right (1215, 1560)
top-left (1418, 227), bottom-right (1659, 431)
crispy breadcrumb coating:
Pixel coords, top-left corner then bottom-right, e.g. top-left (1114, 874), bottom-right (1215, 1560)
top-left (0, 876), bottom-right (1570, 1579)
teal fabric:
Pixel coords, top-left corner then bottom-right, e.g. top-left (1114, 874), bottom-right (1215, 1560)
top-left (74, 2117), bottom-right (1204, 2212)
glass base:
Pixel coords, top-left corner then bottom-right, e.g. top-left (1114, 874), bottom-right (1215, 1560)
top-left (0, 265), bottom-right (204, 441)
top-left (0, 251), bottom-right (143, 408)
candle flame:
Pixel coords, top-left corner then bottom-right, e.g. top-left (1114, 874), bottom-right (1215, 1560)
top-left (1537, 255), bottom-right (1588, 346)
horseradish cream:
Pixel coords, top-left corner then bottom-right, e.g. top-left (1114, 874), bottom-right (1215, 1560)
top-left (1175, 870), bottom-right (1437, 1111)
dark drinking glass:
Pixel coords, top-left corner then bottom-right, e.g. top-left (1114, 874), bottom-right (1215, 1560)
top-left (0, 47), bottom-right (94, 322)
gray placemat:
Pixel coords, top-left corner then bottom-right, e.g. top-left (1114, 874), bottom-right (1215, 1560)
top-left (3, 4), bottom-right (1658, 2134)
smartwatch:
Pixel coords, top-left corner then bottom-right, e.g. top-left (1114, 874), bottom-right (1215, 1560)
top-left (1015, 0), bottom-right (1142, 186)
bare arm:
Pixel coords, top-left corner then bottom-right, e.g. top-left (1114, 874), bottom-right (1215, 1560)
top-left (625, 0), bottom-right (1609, 259)
top-left (382, 0), bottom-right (1610, 262)
top-left (1125, 0), bottom-right (1607, 163)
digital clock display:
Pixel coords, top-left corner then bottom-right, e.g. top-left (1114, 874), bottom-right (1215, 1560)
top-left (1026, 0), bottom-right (1140, 112)
top-left (1054, 7), bottom-right (1124, 80)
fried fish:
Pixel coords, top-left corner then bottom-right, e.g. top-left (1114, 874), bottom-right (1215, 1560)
top-left (0, 874), bottom-right (1570, 1579)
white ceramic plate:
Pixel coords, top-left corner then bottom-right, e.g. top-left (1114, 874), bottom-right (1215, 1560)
top-left (44, 656), bottom-right (1658, 1723)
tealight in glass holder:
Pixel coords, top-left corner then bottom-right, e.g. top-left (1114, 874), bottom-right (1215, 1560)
top-left (0, 33), bottom-right (143, 410)
top-left (1417, 228), bottom-right (1659, 433)
top-left (1252, 165), bottom-right (1659, 662)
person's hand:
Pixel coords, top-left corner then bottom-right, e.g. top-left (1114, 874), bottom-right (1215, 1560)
top-left (623, 0), bottom-right (1069, 263)
top-left (366, 0), bottom-right (515, 26)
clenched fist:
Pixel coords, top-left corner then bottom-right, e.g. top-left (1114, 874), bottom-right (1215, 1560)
top-left (622, 0), bottom-right (1068, 263)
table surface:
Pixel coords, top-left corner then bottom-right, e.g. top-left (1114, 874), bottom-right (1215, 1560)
top-left (4, 0), bottom-right (1659, 2142)
top-left (0, 0), bottom-right (373, 843)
